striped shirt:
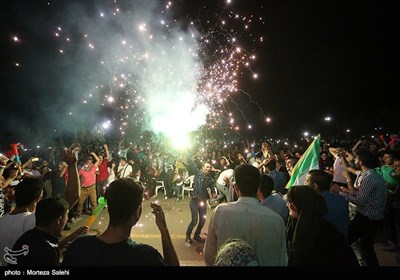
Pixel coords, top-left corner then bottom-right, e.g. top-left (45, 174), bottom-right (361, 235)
top-left (341, 169), bottom-right (387, 220)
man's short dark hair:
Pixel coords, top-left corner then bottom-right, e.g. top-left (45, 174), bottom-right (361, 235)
top-left (15, 177), bottom-right (44, 208)
top-left (265, 159), bottom-right (277, 171)
top-left (356, 149), bottom-right (379, 169)
top-left (35, 197), bottom-right (69, 227)
top-left (105, 178), bottom-right (144, 226)
top-left (307, 169), bottom-right (331, 192)
top-left (234, 164), bottom-right (260, 196)
top-left (378, 149), bottom-right (398, 158)
top-left (259, 174), bottom-right (275, 198)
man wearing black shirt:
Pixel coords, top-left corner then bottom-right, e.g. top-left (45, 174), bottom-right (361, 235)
top-left (185, 155), bottom-right (215, 244)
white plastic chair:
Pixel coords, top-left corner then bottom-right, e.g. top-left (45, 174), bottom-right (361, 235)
top-left (155, 181), bottom-right (165, 197)
top-left (182, 175), bottom-right (194, 199)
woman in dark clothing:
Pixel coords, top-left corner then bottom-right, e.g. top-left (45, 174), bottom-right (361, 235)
top-left (286, 185), bottom-right (359, 266)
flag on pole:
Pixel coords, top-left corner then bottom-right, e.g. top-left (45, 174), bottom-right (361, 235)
top-left (285, 134), bottom-right (321, 189)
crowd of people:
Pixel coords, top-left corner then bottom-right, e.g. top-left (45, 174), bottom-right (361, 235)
top-left (0, 133), bottom-right (399, 267)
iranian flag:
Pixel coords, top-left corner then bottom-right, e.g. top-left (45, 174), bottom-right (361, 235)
top-left (286, 134), bottom-right (321, 189)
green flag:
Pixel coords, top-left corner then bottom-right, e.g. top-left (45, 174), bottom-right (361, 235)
top-left (286, 134), bottom-right (321, 189)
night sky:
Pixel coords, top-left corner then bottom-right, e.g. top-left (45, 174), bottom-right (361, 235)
top-left (1, 0), bottom-right (399, 146)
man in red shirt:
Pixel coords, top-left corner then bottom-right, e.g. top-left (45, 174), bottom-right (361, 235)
top-left (96, 144), bottom-right (110, 199)
top-left (77, 152), bottom-right (99, 216)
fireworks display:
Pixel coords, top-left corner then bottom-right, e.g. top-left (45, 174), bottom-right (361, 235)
top-left (3, 0), bottom-right (400, 146)
top-left (6, 0), bottom-right (269, 147)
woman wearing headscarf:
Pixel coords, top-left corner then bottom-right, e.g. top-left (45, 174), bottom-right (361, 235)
top-left (286, 185), bottom-right (358, 266)
top-left (214, 238), bottom-right (259, 266)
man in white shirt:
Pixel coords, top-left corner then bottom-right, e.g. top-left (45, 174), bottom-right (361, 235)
top-left (117, 157), bottom-right (133, 179)
top-left (214, 168), bottom-right (234, 203)
top-left (0, 178), bottom-right (43, 266)
top-left (204, 164), bottom-right (287, 266)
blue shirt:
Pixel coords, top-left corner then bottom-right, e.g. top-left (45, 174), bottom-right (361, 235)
top-left (321, 191), bottom-right (350, 238)
top-left (260, 193), bottom-right (288, 223)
